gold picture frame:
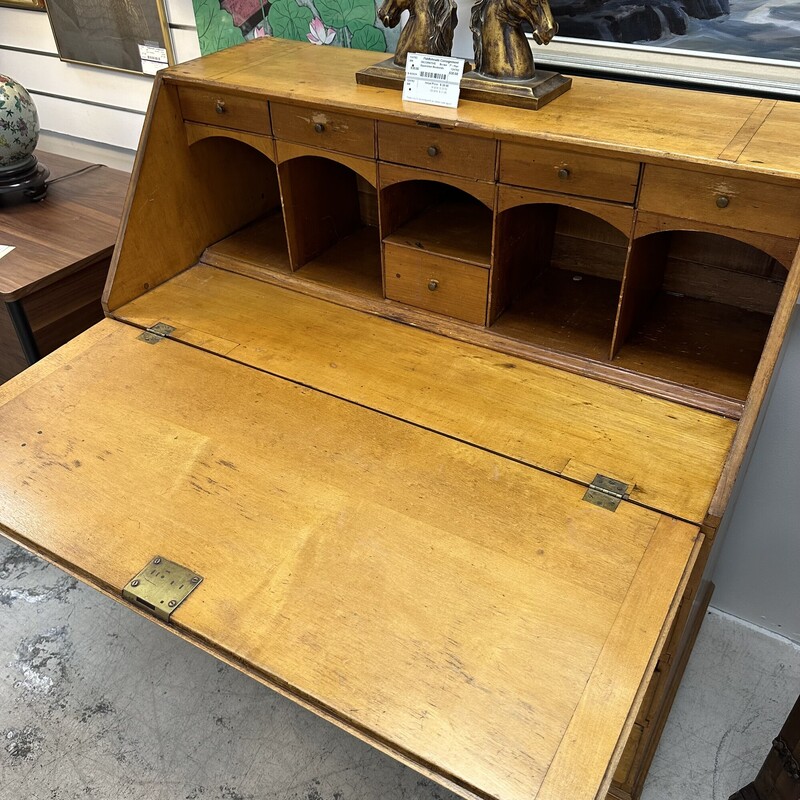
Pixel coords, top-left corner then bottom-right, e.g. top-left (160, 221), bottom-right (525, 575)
top-left (0, 0), bottom-right (46, 9)
top-left (46, 0), bottom-right (174, 76)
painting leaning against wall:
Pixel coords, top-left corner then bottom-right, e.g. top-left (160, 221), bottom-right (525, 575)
top-left (192, 0), bottom-right (398, 55)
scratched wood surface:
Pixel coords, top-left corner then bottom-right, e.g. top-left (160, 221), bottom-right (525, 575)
top-left (0, 319), bottom-right (700, 800)
top-left (114, 265), bottom-right (736, 523)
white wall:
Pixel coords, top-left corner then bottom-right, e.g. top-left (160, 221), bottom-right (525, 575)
top-left (0, 0), bottom-right (201, 169)
top-left (1, 1), bottom-right (799, 641)
top-left (711, 308), bottom-right (800, 643)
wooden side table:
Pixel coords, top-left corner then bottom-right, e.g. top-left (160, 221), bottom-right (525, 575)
top-left (0, 151), bottom-right (128, 382)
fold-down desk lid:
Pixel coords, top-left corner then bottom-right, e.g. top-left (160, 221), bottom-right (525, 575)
top-left (0, 319), bottom-right (700, 800)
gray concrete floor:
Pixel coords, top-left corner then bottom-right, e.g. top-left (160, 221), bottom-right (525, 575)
top-left (1, 534), bottom-right (798, 800)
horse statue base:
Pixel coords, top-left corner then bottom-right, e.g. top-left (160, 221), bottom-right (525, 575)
top-left (459, 68), bottom-right (570, 110)
top-left (355, 57), bottom-right (473, 93)
top-left (355, 58), bottom-right (569, 111)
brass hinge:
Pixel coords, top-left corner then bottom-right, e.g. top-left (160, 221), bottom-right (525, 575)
top-left (137, 321), bottom-right (175, 344)
top-left (583, 474), bottom-right (631, 512)
top-left (122, 556), bottom-right (203, 622)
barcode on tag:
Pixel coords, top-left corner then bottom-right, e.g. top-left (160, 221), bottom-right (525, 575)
top-left (403, 53), bottom-right (465, 109)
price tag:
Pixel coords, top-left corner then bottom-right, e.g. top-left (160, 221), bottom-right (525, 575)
top-left (402, 53), bottom-right (465, 109)
top-left (0, 245), bottom-right (15, 260)
top-left (138, 43), bottom-right (168, 76)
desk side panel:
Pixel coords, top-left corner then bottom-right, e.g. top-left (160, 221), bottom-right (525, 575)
top-left (103, 78), bottom-right (276, 313)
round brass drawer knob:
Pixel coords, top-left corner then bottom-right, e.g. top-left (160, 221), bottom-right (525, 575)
top-left (314, 122), bottom-right (325, 133)
top-left (558, 167), bottom-right (571, 180)
top-left (716, 195), bottom-right (730, 208)
top-left (427, 145), bottom-right (439, 157)
top-left (215, 99), bottom-right (226, 114)
top-left (428, 279), bottom-right (439, 291)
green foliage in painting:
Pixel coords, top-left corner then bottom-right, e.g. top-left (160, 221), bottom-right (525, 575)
top-left (192, 0), bottom-right (246, 55)
top-left (191, 0), bottom-right (386, 54)
top-left (349, 22), bottom-right (386, 51)
top-left (315, 0), bottom-right (375, 31)
top-left (268, 0), bottom-right (314, 41)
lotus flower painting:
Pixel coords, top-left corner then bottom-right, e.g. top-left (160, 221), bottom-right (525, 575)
top-left (192, 0), bottom-right (393, 54)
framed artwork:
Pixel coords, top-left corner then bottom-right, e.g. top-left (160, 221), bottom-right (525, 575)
top-left (191, 0), bottom-right (397, 56)
top-left (46, 0), bottom-right (174, 75)
top-left (540, 0), bottom-right (800, 96)
top-left (0, 0), bottom-right (45, 8)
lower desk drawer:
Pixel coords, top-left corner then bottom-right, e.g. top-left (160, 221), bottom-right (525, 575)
top-left (384, 244), bottom-right (488, 324)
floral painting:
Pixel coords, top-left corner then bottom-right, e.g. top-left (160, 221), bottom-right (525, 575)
top-left (192, 0), bottom-right (394, 55)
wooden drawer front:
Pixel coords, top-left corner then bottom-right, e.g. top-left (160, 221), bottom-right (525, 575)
top-left (639, 165), bottom-right (800, 238)
top-left (500, 142), bottom-right (639, 203)
top-left (272, 102), bottom-right (375, 157)
top-left (378, 122), bottom-right (496, 181)
top-left (178, 87), bottom-right (270, 135)
top-left (384, 244), bottom-right (488, 324)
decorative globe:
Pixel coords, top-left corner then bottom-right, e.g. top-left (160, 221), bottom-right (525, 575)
top-left (0, 74), bottom-right (40, 173)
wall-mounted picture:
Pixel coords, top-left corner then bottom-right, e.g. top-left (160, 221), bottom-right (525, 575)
top-left (191, 0), bottom-right (396, 56)
top-left (0, 0), bottom-right (45, 9)
top-left (543, 0), bottom-right (800, 94)
top-left (550, 0), bottom-right (800, 61)
top-left (46, 0), bottom-right (174, 75)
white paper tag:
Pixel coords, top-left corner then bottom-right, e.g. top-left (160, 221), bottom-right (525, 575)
top-left (402, 53), bottom-right (465, 109)
top-left (139, 43), bottom-right (168, 75)
top-left (0, 245), bottom-right (15, 260)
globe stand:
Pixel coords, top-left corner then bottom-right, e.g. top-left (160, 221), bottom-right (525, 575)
top-left (0, 155), bottom-right (49, 207)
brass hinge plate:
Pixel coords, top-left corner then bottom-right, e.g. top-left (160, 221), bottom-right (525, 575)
top-left (137, 322), bottom-right (175, 344)
top-left (583, 474), bottom-right (631, 512)
top-left (122, 556), bottom-right (203, 622)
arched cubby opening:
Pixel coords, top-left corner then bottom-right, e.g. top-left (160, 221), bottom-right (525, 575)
top-left (279, 154), bottom-right (382, 299)
top-left (190, 134), bottom-right (291, 274)
top-left (490, 204), bottom-right (630, 361)
top-left (612, 230), bottom-right (790, 400)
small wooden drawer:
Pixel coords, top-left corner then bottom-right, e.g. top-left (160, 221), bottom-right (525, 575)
top-left (178, 87), bottom-right (270, 135)
top-left (639, 164), bottom-right (800, 239)
top-left (384, 244), bottom-right (488, 325)
top-left (499, 142), bottom-right (640, 203)
top-left (271, 102), bottom-right (375, 158)
top-left (378, 122), bottom-right (496, 181)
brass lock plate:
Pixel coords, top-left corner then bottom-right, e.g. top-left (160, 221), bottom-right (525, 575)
top-left (122, 556), bottom-right (203, 622)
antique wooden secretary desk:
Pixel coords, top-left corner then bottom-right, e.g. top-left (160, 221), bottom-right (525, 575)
top-left (1, 37), bottom-right (800, 800)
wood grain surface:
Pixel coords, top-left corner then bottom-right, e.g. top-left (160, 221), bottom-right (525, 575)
top-left (0, 318), bottom-right (700, 800)
top-left (115, 265), bottom-right (736, 523)
top-left (164, 38), bottom-right (787, 175)
top-left (0, 151), bottom-right (128, 301)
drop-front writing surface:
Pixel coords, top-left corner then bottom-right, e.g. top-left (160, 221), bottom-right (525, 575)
top-left (2, 36), bottom-right (800, 800)
top-left (0, 319), bottom-right (700, 800)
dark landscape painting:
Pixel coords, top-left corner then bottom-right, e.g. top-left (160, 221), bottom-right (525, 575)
top-left (551, 0), bottom-right (800, 61)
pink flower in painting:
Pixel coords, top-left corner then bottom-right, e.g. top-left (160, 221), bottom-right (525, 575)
top-left (307, 17), bottom-right (335, 45)
top-left (253, 25), bottom-right (267, 37)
